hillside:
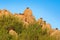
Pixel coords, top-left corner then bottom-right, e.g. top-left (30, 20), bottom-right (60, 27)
top-left (0, 8), bottom-right (60, 40)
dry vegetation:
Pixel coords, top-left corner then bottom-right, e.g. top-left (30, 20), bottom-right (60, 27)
top-left (0, 14), bottom-right (60, 40)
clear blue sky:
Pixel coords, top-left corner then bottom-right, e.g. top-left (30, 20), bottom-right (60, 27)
top-left (0, 0), bottom-right (60, 29)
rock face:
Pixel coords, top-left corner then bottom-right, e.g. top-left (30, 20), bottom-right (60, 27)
top-left (37, 18), bottom-right (52, 34)
top-left (50, 28), bottom-right (60, 36)
top-left (0, 9), bottom-right (11, 16)
top-left (9, 30), bottom-right (18, 40)
top-left (14, 8), bottom-right (35, 24)
top-left (37, 18), bottom-right (60, 36)
top-left (37, 18), bottom-right (51, 30)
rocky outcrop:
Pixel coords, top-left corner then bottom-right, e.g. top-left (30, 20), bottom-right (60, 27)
top-left (14, 8), bottom-right (35, 24)
top-left (0, 9), bottom-right (12, 16)
top-left (0, 8), bottom-right (60, 37)
top-left (9, 29), bottom-right (18, 40)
